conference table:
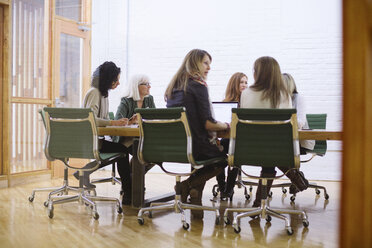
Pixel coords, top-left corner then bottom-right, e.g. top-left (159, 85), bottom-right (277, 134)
top-left (98, 126), bottom-right (342, 208)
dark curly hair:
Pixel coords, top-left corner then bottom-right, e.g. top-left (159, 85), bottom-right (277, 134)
top-left (98, 61), bottom-right (121, 98)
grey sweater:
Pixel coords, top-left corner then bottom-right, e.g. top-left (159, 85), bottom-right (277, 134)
top-left (83, 69), bottom-right (111, 127)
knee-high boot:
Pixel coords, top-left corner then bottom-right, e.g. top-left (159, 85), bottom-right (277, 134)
top-left (73, 161), bottom-right (104, 188)
top-left (278, 167), bottom-right (309, 193)
top-left (252, 171), bottom-right (276, 207)
top-left (221, 167), bottom-right (239, 200)
top-left (180, 164), bottom-right (225, 218)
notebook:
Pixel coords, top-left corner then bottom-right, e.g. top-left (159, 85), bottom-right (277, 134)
top-left (212, 101), bottom-right (238, 123)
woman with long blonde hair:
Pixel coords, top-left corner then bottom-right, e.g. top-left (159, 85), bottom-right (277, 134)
top-left (165, 49), bottom-right (229, 219)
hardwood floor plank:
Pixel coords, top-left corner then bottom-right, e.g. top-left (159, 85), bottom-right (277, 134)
top-left (0, 171), bottom-right (339, 248)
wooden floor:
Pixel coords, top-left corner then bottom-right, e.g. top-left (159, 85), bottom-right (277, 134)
top-left (0, 171), bottom-right (339, 248)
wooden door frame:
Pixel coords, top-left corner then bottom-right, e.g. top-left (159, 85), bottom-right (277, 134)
top-left (341, 0), bottom-right (372, 246)
top-left (52, 18), bottom-right (91, 107)
top-left (0, 1), bottom-right (10, 187)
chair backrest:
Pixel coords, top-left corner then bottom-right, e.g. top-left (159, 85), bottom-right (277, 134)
top-left (306, 114), bottom-right (327, 155)
top-left (43, 107), bottom-right (100, 162)
top-left (135, 107), bottom-right (196, 166)
top-left (228, 108), bottom-right (300, 170)
top-left (109, 112), bottom-right (115, 120)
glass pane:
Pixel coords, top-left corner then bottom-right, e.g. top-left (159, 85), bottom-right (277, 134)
top-left (10, 103), bottom-right (48, 173)
top-left (59, 33), bottom-right (83, 108)
top-left (55, 0), bottom-right (82, 22)
top-left (12, 0), bottom-right (48, 98)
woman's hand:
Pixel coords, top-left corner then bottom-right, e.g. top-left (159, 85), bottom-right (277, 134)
top-left (128, 114), bottom-right (138, 125)
top-left (205, 120), bottom-right (230, 131)
top-left (111, 118), bottom-right (129, 126)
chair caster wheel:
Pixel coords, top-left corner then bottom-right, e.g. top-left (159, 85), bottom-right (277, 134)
top-left (315, 189), bottom-right (321, 195)
top-left (290, 195), bottom-right (296, 202)
top-left (303, 219), bottom-right (309, 227)
top-left (212, 185), bottom-right (219, 197)
top-left (325, 194), bottom-right (329, 200)
top-left (138, 218), bottom-right (144, 225)
top-left (93, 212), bottom-right (99, 220)
top-left (117, 206), bottom-right (123, 214)
top-left (245, 194), bottom-right (250, 200)
top-left (224, 216), bottom-right (231, 225)
top-left (48, 206), bottom-right (54, 219)
top-left (282, 188), bottom-right (287, 194)
top-left (28, 196), bottom-right (34, 202)
top-left (233, 225), bottom-right (241, 234)
top-left (265, 215), bottom-right (272, 222)
top-left (182, 222), bottom-right (190, 230)
top-left (286, 227), bottom-right (293, 235)
top-left (268, 191), bottom-right (273, 198)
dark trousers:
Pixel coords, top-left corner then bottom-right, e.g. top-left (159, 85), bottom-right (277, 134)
top-left (100, 140), bottom-right (132, 195)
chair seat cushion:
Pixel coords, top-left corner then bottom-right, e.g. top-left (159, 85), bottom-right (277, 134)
top-left (100, 152), bottom-right (125, 165)
top-left (194, 156), bottom-right (226, 166)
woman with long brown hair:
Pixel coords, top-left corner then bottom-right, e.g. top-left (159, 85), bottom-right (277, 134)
top-left (240, 56), bottom-right (309, 208)
top-left (217, 72), bottom-right (248, 200)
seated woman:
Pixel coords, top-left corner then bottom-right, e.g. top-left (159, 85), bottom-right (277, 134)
top-left (74, 61), bottom-right (132, 205)
top-left (113, 74), bottom-right (156, 195)
top-left (165, 49), bottom-right (229, 219)
top-left (217, 72), bottom-right (248, 200)
top-left (240, 56), bottom-right (309, 208)
top-left (282, 73), bottom-right (315, 154)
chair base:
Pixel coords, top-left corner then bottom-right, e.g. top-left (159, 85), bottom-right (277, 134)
top-left (137, 196), bottom-right (220, 229)
top-left (28, 168), bottom-right (82, 206)
top-left (91, 176), bottom-right (121, 185)
top-left (223, 198), bottom-right (309, 235)
top-left (270, 182), bottom-right (329, 201)
top-left (138, 175), bottom-right (220, 229)
top-left (46, 187), bottom-right (122, 220)
top-left (212, 174), bottom-right (259, 201)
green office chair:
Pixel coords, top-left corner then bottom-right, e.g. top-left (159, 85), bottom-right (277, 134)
top-left (42, 107), bottom-right (124, 219)
top-left (135, 107), bottom-right (223, 230)
top-left (28, 109), bottom-right (81, 206)
top-left (91, 112), bottom-right (122, 186)
top-left (271, 114), bottom-right (329, 202)
top-left (223, 108), bottom-right (309, 235)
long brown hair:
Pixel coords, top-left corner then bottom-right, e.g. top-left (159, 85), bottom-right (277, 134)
top-left (223, 72), bottom-right (247, 102)
top-left (250, 56), bottom-right (288, 108)
top-left (164, 49), bottom-right (212, 100)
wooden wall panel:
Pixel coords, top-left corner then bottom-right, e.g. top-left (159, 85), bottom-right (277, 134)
top-left (341, 0), bottom-right (372, 247)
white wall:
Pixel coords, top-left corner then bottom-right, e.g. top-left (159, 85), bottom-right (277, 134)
top-left (92, 0), bottom-right (342, 149)
top-left (92, 0), bottom-right (343, 180)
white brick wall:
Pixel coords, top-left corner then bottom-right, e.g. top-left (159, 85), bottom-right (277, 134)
top-left (92, 0), bottom-right (342, 152)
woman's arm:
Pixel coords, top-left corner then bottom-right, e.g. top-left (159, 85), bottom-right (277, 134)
top-left (205, 120), bottom-right (229, 131)
top-left (83, 89), bottom-right (111, 127)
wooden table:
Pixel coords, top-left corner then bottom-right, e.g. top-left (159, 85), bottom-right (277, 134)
top-left (98, 127), bottom-right (342, 208)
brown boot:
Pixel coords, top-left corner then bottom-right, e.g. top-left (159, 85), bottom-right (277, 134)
top-left (179, 180), bottom-right (190, 203)
top-left (252, 171), bottom-right (276, 208)
top-left (190, 183), bottom-right (206, 219)
top-left (278, 168), bottom-right (309, 192)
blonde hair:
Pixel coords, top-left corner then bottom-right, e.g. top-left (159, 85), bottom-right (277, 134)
top-left (164, 49), bottom-right (211, 100)
top-left (124, 74), bottom-right (150, 101)
top-left (224, 72), bottom-right (247, 102)
top-left (250, 56), bottom-right (289, 108)
top-left (282, 73), bottom-right (298, 98)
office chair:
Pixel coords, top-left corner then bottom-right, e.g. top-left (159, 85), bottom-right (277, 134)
top-left (28, 109), bottom-right (81, 206)
top-left (135, 107), bottom-right (223, 230)
top-left (223, 108), bottom-right (309, 235)
top-left (42, 107), bottom-right (123, 219)
top-left (270, 114), bottom-right (329, 202)
top-left (90, 112), bottom-right (122, 186)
